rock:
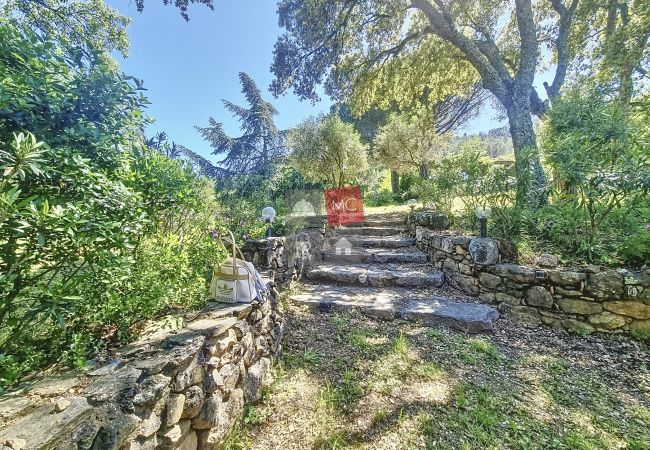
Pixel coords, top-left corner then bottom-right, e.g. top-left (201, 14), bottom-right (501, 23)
top-left (164, 393), bottom-right (185, 427)
top-left (526, 286), bottom-right (554, 309)
top-left (603, 301), bottom-right (650, 319)
top-left (181, 386), bottom-right (204, 419)
top-left (244, 358), bottom-right (271, 403)
top-left (495, 264), bottom-right (535, 284)
top-left (84, 367), bottom-right (142, 404)
top-left (557, 298), bottom-right (603, 315)
top-left (536, 254), bottom-right (559, 268)
top-left (127, 435), bottom-right (157, 450)
top-left (478, 272), bottom-right (502, 290)
top-left (88, 406), bottom-right (140, 450)
top-left (468, 238), bottom-right (500, 266)
top-left (479, 292), bottom-right (496, 304)
top-left (499, 305), bottom-right (541, 325)
top-left (629, 320), bottom-right (650, 340)
top-left (495, 292), bottom-right (521, 305)
top-left (177, 431), bottom-right (198, 450)
top-left (457, 275), bottom-right (479, 296)
top-left (560, 319), bottom-right (595, 335)
top-left (133, 374), bottom-right (171, 406)
top-left (4, 439), bottom-right (26, 450)
top-left (548, 270), bottom-right (586, 287)
top-left (204, 368), bottom-right (224, 394)
top-left (217, 363), bottom-right (240, 394)
top-left (191, 395), bottom-right (223, 429)
top-left (494, 239), bottom-right (517, 262)
top-left (54, 398), bottom-right (71, 413)
top-left (585, 270), bottom-right (624, 299)
top-left (554, 286), bottom-right (583, 297)
top-left (172, 357), bottom-right (205, 392)
top-left (400, 298), bottom-right (499, 333)
top-left (87, 359), bottom-right (124, 377)
top-left (159, 420), bottom-right (191, 449)
top-left (588, 312), bottom-right (626, 330)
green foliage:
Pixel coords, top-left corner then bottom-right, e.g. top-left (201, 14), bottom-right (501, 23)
top-left (375, 108), bottom-right (450, 176)
top-left (288, 115), bottom-right (368, 187)
top-left (0, 20), bottom-right (222, 388)
top-left (197, 72), bottom-right (284, 177)
top-left (364, 189), bottom-right (396, 207)
top-left (538, 90), bottom-right (650, 265)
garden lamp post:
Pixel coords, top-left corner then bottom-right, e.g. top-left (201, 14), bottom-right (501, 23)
top-left (475, 206), bottom-right (492, 238)
top-left (262, 206), bottom-right (276, 237)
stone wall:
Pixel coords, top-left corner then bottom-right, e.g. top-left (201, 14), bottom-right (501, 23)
top-left (242, 229), bottom-right (324, 289)
top-left (0, 299), bottom-right (283, 450)
top-left (408, 214), bottom-right (650, 338)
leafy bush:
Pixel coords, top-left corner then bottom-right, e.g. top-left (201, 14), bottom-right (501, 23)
top-left (0, 21), bottom-right (225, 388)
top-left (364, 189), bottom-right (395, 207)
top-left (538, 90), bottom-right (650, 265)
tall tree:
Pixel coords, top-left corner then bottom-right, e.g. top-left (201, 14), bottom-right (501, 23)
top-left (196, 72), bottom-right (285, 177)
top-left (270, 0), bottom-right (588, 208)
top-left (571, 0), bottom-right (649, 106)
top-left (288, 115), bottom-right (368, 187)
top-left (375, 108), bottom-right (451, 178)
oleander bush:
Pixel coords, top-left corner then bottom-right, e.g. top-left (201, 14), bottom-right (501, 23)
top-left (0, 20), bottom-right (226, 389)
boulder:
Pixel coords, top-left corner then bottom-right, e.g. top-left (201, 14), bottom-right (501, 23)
top-left (495, 264), bottom-right (535, 284)
top-left (603, 301), bottom-right (650, 319)
top-left (180, 386), bottom-right (204, 419)
top-left (478, 272), bottom-right (502, 290)
top-left (557, 298), bottom-right (603, 315)
top-left (495, 292), bottom-right (520, 305)
top-left (536, 254), bottom-right (559, 268)
top-left (468, 238), bottom-right (500, 266)
top-left (629, 320), bottom-right (650, 340)
top-left (244, 358), bottom-right (271, 403)
top-left (548, 270), bottom-right (586, 287)
top-left (585, 270), bottom-right (624, 299)
top-left (499, 305), bottom-right (541, 325)
top-left (588, 312), bottom-right (626, 330)
top-left (526, 286), bottom-right (553, 309)
top-left (164, 393), bottom-right (185, 427)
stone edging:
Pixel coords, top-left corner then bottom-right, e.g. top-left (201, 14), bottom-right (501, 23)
top-left (0, 299), bottom-right (283, 450)
top-left (408, 213), bottom-right (650, 338)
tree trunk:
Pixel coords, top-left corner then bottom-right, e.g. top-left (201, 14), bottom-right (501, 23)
top-left (419, 164), bottom-right (429, 179)
top-left (390, 171), bottom-right (400, 193)
top-left (506, 101), bottom-right (548, 209)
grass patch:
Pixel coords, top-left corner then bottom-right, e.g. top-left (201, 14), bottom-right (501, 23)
top-left (283, 347), bottom-right (321, 370)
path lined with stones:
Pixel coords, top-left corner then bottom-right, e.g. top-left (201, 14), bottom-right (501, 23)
top-left (290, 214), bottom-right (499, 333)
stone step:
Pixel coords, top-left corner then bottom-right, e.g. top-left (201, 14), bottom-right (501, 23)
top-left (331, 226), bottom-right (405, 237)
top-left (326, 235), bottom-right (415, 248)
top-left (345, 217), bottom-right (406, 227)
top-left (322, 247), bottom-right (427, 264)
top-left (306, 264), bottom-right (444, 288)
top-left (290, 285), bottom-right (499, 333)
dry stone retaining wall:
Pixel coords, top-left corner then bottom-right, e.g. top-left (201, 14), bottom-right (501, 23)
top-left (408, 212), bottom-right (650, 338)
top-left (0, 299), bottom-right (283, 450)
top-left (242, 229), bottom-right (325, 289)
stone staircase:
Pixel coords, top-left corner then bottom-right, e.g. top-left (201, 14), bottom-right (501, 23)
top-left (289, 214), bottom-right (500, 333)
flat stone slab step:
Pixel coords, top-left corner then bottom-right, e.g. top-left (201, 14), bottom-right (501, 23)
top-left (306, 264), bottom-right (444, 288)
top-left (344, 217), bottom-right (406, 227)
top-left (326, 235), bottom-right (415, 248)
top-left (322, 247), bottom-right (427, 264)
top-left (290, 285), bottom-right (499, 333)
top-left (331, 226), bottom-right (406, 237)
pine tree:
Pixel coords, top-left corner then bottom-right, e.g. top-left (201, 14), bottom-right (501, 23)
top-left (196, 72), bottom-right (284, 177)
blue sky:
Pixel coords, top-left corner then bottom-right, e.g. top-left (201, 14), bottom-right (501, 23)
top-left (107, 1), bottom-right (520, 160)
